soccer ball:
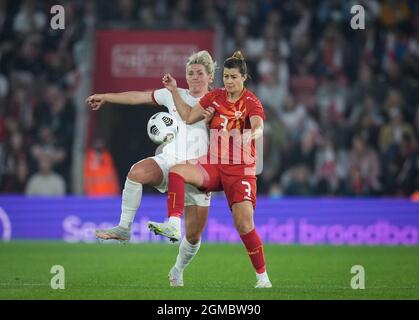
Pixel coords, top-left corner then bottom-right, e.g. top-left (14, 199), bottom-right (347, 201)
top-left (147, 112), bottom-right (178, 144)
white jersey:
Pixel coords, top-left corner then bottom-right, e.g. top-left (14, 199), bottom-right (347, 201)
top-left (152, 88), bottom-right (208, 162)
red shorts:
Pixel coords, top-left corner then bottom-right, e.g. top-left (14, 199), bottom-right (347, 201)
top-left (196, 158), bottom-right (257, 209)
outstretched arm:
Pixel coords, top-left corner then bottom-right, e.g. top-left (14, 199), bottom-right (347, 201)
top-left (86, 91), bottom-right (154, 110)
top-left (162, 73), bottom-right (205, 124)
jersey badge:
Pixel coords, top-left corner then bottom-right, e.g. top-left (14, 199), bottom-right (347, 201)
top-left (234, 111), bottom-right (243, 119)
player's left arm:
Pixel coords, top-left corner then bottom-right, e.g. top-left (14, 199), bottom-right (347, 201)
top-left (246, 96), bottom-right (265, 143)
top-left (249, 115), bottom-right (264, 142)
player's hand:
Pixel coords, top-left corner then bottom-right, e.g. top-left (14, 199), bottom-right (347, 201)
top-left (86, 94), bottom-right (106, 111)
top-left (162, 73), bottom-right (177, 92)
top-left (203, 106), bottom-right (215, 123)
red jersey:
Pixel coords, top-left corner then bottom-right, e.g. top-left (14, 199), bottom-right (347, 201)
top-left (199, 88), bottom-right (265, 166)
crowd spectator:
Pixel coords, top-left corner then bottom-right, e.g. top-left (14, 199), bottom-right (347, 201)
top-left (25, 155), bottom-right (65, 196)
top-left (0, 130), bottom-right (29, 192)
top-left (345, 135), bottom-right (381, 195)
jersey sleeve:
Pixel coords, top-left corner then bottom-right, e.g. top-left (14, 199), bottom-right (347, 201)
top-left (199, 90), bottom-right (217, 109)
top-left (151, 88), bottom-right (171, 109)
top-left (247, 96), bottom-right (266, 120)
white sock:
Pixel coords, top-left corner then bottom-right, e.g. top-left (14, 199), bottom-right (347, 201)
top-left (174, 238), bottom-right (201, 272)
top-left (256, 271), bottom-right (270, 282)
top-left (168, 216), bottom-right (181, 231)
top-left (119, 178), bottom-right (142, 229)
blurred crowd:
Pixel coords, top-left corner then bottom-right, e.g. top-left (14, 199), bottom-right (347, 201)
top-left (1, 0), bottom-right (419, 197)
top-left (0, 0), bottom-right (83, 195)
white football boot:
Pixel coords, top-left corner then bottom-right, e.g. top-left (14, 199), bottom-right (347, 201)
top-left (95, 226), bottom-right (131, 242)
top-left (168, 266), bottom-right (184, 287)
top-left (254, 279), bottom-right (272, 288)
top-left (148, 221), bottom-right (181, 243)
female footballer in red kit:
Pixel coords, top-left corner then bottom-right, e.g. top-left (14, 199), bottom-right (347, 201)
top-left (151, 51), bottom-right (272, 288)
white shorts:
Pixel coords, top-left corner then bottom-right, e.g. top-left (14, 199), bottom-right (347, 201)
top-left (151, 153), bottom-right (211, 207)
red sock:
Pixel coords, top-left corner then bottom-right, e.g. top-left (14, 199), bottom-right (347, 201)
top-left (167, 172), bottom-right (185, 218)
top-left (240, 229), bottom-right (266, 274)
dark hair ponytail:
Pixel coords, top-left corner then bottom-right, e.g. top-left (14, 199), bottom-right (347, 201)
top-left (223, 50), bottom-right (247, 76)
top-left (232, 51), bottom-right (245, 61)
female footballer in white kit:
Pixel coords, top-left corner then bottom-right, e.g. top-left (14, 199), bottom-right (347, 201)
top-left (86, 51), bottom-right (216, 286)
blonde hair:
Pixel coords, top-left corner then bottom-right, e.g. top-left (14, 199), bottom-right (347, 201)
top-left (186, 50), bottom-right (217, 79)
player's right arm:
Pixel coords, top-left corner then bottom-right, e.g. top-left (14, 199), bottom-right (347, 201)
top-left (86, 91), bottom-right (153, 110)
top-left (162, 73), bottom-right (205, 124)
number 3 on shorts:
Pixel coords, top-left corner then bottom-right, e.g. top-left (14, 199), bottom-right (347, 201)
top-left (241, 181), bottom-right (251, 199)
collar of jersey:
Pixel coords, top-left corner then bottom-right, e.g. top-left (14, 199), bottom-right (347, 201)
top-left (225, 88), bottom-right (247, 104)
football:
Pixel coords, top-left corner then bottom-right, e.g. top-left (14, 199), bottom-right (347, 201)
top-left (147, 112), bottom-right (178, 144)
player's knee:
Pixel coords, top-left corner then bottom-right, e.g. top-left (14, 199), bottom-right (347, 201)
top-left (186, 234), bottom-right (201, 245)
top-left (169, 166), bottom-right (188, 179)
top-left (234, 220), bottom-right (254, 235)
top-left (185, 224), bottom-right (202, 244)
top-left (128, 163), bottom-right (147, 183)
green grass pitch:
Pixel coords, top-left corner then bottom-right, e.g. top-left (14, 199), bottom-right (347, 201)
top-left (1, 241), bottom-right (418, 299)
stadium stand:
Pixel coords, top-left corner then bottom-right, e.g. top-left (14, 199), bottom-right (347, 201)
top-left (0, 0), bottom-right (418, 197)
